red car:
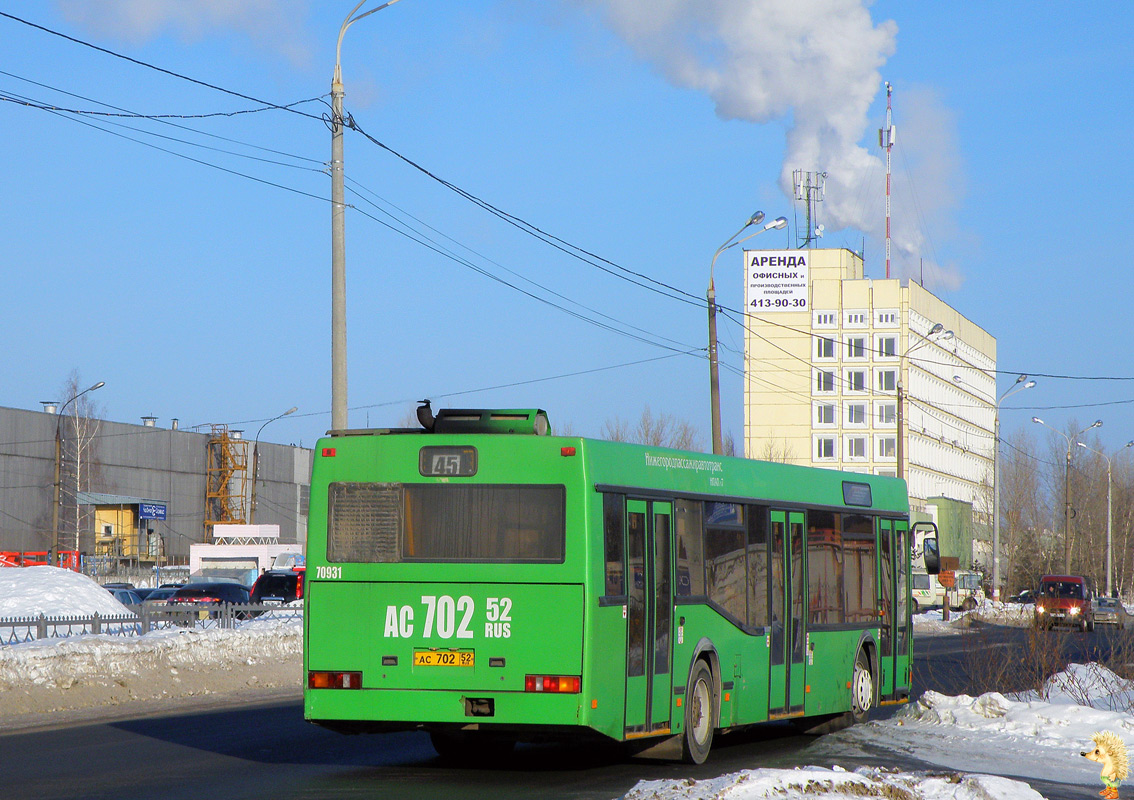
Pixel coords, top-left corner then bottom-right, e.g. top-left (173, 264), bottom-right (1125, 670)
top-left (1035, 575), bottom-right (1095, 631)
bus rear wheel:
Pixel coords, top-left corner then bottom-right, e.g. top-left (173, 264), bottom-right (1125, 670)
top-left (681, 660), bottom-right (716, 765)
top-left (850, 649), bottom-right (874, 724)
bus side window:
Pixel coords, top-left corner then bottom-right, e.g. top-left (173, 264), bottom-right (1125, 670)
top-left (674, 499), bottom-right (704, 597)
top-left (602, 494), bottom-right (625, 597)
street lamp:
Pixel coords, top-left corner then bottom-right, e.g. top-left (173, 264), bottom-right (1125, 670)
top-left (707, 212), bottom-right (788, 455)
top-left (954, 373), bottom-right (1035, 601)
top-left (1076, 440), bottom-right (1133, 597)
top-left (250, 406), bottom-right (298, 524)
top-left (1033, 416), bottom-right (1102, 573)
top-left (331, 0), bottom-right (404, 432)
top-left (51, 380), bottom-right (104, 565)
top-left (896, 323), bottom-right (951, 481)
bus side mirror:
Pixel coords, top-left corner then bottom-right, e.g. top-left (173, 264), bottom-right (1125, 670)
top-left (923, 537), bottom-right (940, 575)
top-left (911, 521), bottom-right (941, 575)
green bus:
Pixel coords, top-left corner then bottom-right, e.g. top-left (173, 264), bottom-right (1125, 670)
top-left (304, 407), bottom-right (929, 763)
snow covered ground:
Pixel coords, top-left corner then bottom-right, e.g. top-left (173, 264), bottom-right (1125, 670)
top-left (0, 566), bottom-right (301, 723)
top-left (2, 568), bottom-right (1131, 800)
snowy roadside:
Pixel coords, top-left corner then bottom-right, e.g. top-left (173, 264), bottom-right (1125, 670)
top-left (0, 566), bottom-right (302, 731)
top-left (0, 619), bottom-right (302, 730)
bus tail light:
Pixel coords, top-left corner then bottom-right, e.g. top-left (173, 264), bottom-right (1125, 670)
top-left (308, 670), bottom-right (362, 689)
top-left (525, 674), bottom-right (581, 693)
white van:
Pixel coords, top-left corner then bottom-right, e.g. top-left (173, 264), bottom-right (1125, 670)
top-left (912, 569), bottom-right (985, 613)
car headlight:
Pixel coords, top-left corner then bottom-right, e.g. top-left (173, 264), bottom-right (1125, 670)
top-left (1070, 607), bottom-right (1080, 615)
top-left (1036, 604), bottom-right (1045, 614)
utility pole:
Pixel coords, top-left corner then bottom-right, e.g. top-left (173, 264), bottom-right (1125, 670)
top-left (330, 0), bottom-right (404, 432)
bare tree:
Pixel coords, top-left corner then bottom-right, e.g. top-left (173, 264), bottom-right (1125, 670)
top-left (602, 406), bottom-right (704, 451)
top-left (58, 370), bottom-right (105, 554)
top-left (757, 438), bottom-right (796, 464)
top-left (998, 427), bottom-right (1048, 593)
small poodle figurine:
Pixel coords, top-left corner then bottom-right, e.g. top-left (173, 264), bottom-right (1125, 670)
top-left (1082, 731), bottom-right (1129, 800)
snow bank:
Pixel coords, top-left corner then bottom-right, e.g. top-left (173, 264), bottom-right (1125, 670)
top-left (0, 566), bottom-right (131, 617)
top-left (620, 765), bottom-right (1044, 799)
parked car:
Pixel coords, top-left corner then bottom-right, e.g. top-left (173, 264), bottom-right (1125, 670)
top-left (250, 568), bottom-right (305, 605)
top-left (142, 586), bottom-right (180, 605)
top-left (1008, 589), bottom-right (1037, 605)
top-left (1093, 597), bottom-right (1130, 628)
top-left (1035, 574), bottom-right (1095, 631)
top-left (102, 582), bottom-right (135, 590)
top-left (106, 587), bottom-right (142, 607)
top-left (167, 582), bottom-right (250, 611)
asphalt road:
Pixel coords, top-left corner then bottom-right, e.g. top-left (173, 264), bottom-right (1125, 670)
top-left (1, 620), bottom-right (1122, 800)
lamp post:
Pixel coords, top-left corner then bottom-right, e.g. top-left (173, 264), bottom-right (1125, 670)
top-left (1033, 416), bottom-right (1102, 573)
top-left (331, 0), bottom-right (403, 432)
top-left (1076, 440), bottom-right (1133, 597)
top-left (250, 406), bottom-right (298, 524)
top-left (896, 323), bottom-right (950, 481)
top-left (708, 212), bottom-right (788, 455)
top-left (954, 373), bottom-right (1035, 601)
top-left (51, 380), bottom-right (104, 565)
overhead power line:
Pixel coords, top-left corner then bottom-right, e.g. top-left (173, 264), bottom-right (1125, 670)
top-left (0, 11), bottom-right (323, 120)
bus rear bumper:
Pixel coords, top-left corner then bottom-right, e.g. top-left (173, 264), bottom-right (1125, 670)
top-left (305, 687), bottom-right (606, 739)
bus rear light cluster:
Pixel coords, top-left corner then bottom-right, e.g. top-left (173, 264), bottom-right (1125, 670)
top-left (525, 674), bottom-right (581, 693)
top-left (308, 670), bottom-right (362, 690)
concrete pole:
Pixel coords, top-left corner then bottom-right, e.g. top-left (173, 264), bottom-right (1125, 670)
top-left (330, 62), bottom-right (348, 432)
top-left (330, 0), bottom-right (404, 432)
top-left (708, 279), bottom-right (722, 455)
top-left (993, 412), bottom-right (1001, 599)
top-left (1064, 442), bottom-right (1073, 574)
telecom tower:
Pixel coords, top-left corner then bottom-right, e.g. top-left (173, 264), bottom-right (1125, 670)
top-left (793, 169), bottom-right (826, 249)
top-left (878, 81), bottom-right (895, 279)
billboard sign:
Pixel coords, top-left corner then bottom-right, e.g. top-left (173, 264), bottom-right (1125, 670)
top-left (139, 503), bottom-right (167, 520)
top-left (744, 249), bottom-right (809, 312)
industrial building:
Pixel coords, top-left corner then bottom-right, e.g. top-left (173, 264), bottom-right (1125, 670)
top-left (0, 405), bottom-right (311, 567)
top-left (742, 247), bottom-right (997, 520)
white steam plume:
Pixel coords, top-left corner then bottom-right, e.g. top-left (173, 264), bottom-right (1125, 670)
top-left (575, 0), bottom-right (964, 289)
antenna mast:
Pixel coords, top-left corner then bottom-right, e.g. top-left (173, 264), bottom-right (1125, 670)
top-left (792, 169), bottom-right (826, 248)
top-left (879, 81), bottom-right (895, 279)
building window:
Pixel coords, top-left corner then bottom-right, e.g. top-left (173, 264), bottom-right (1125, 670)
top-left (816, 403), bottom-right (836, 426)
top-left (876, 369), bottom-right (897, 392)
top-left (876, 402), bottom-right (896, 426)
top-left (816, 337), bottom-right (835, 360)
top-left (847, 436), bottom-right (867, 460)
top-left (846, 403), bottom-right (866, 426)
top-left (814, 311), bottom-right (837, 328)
top-left (816, 437), bottom-right (836, 461)
top-left (845, 336), bottom-right (867, 359)
top-left (846, 370), bottom-right (866, 393)
top-left (877, 437), bottom-right (897, 460)
top-left (876, 336), bottom-right (897, 358)
top-left (815, 370), bottom-right (836, 393)
top-left (876, 310), bottom-right (899, 327)
top-left (845, 311), bottom-right (867, 327)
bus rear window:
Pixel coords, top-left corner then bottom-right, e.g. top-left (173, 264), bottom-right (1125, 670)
top-left (327, 482), bottom-right (565, 563)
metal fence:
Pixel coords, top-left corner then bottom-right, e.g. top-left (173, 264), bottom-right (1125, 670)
top-left (0, 603), bottom-right (303, 646)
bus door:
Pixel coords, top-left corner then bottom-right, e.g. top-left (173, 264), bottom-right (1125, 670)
top-left (768, 510), bottom-right (806, 716)
top-left (624, 499), bottom-right (674, 736)
top-left (878, 519), bottom-right (894, 697)
top-left (893, 520), bottom-right (911, 696)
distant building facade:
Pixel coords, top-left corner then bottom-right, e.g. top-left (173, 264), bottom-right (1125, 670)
top-left (0, 405), bottom-right (311, 563)
top-left (742, 247), bottom-right (997, 515)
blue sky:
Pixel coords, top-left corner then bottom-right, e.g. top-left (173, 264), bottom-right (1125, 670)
top-left (1, 1), bottom-right (1131, 453)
